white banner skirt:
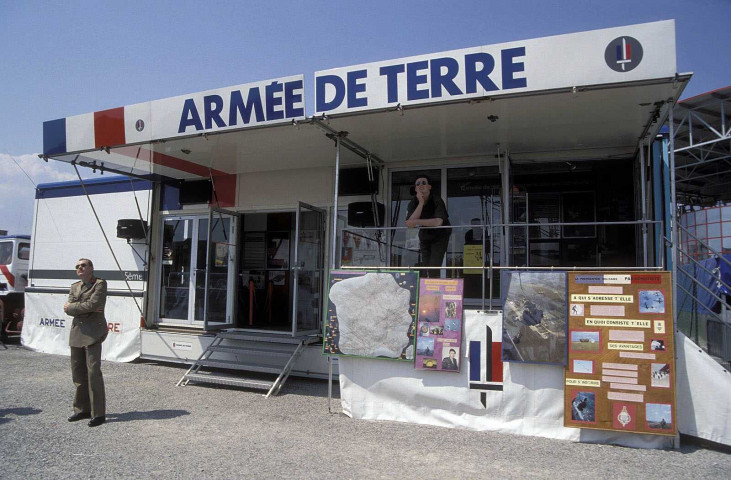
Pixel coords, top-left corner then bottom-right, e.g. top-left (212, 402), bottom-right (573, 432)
top-left (22, 291), bottom-right (141, 362)
top-left (339, 310), bottom-right (670, 448)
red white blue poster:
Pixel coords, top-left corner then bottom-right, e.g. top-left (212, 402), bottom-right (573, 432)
top-left (414, 278), bottom-right (464, 372)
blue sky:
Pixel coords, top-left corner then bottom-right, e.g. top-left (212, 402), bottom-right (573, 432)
top-left (1, 0), bottom-right (729, 234)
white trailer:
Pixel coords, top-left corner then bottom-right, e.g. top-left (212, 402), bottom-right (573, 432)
top-left (32, 20), bottom-right (708, 445)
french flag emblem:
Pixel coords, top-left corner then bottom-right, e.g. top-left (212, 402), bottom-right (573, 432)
top-left (615, 38), bottom-right (632, 71)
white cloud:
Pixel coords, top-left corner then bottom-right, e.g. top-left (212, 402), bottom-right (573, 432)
top-left (0, 153), bottom-right (96, 235)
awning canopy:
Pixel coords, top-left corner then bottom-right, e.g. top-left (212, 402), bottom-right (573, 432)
top-left (44, 76), bottom-right (689, 182)
top-left (42, 20), bottom-right (689, 182)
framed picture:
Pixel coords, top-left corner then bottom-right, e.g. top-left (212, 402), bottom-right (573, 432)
top-left (501, 270), bottom-right (567, 365)
top-left (323, 270), bottom-right (418, 361)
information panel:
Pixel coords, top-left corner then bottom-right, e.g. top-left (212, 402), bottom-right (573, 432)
top-left (414, 278), bottom-right (464, 372)
top-left (564, 272), bottom-right (676, 436)
top-left (323, 270), bottom-right (418, 361)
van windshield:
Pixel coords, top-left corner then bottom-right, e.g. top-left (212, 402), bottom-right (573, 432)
top-left (0, 242), bottom-right (11, 265)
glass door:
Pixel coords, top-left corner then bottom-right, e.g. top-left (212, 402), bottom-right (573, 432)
top-left (160, 217), bottom-right (194, 323)
top-left (292, 202), bottom-right (325, 335)
top-left (203, 208), bottom-right (238, 330)
top-left (159, 212), bottom-right (236, 327)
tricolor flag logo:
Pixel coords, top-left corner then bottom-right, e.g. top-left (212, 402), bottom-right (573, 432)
top-left (605, 36), bottom-right (643, 73)
top-left (466, 313), bottom-right (504, 408)
top-left (616, 38), bottom-right (632, 70)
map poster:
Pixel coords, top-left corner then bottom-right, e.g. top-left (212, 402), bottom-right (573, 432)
top-left (414, 278), bottom-right (464, 372)
top-left (501, 270), bottom-right (568, 365)
top-left (564, 271), bottom-right (677, 436)
top-left (323, 270), bottom-right (418, 361)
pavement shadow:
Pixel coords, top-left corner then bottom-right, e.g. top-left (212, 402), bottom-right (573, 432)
top-left (0, 407), bottom-right (43, 425)
top-left (106, 409), bottom-right (190, 423)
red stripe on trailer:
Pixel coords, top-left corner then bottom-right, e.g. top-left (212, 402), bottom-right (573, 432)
top-left (0, 265), bottom-right (15, 287)
top-left (114, 146), bottom-right (236, 207)
top-left (492, 342), bottom-right (503, 382)
top-left (94, 107), bottom-right (126, 148)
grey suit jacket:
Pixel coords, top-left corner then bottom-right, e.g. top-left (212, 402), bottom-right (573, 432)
top-left (67, 278), bottom-right (108, 348)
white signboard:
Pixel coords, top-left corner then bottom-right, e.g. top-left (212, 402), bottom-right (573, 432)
top-left (315, 20), bottom-right (675, 115)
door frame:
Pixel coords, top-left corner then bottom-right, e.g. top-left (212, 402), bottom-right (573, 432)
top-left (292, 201), bottom-right (327, 336)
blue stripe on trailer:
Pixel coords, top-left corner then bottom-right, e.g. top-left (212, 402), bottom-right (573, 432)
top-left (36, 176), bottom-right (152, 199)
top-left (43, 118), bottom-right (67, 155)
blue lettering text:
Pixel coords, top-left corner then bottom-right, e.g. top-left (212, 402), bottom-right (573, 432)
top-left (178, 99), bottom-right (203, 133)
top-left (501, 47), bottom-right (527, 89)
top-left (265, 81), bottom-right (284, 121)
top-left (347, 70), bottom-right (368, 108)
top-left (229, 88), bottom-right (265, 126)
top-left (316, 75), bottom-right (346, 112)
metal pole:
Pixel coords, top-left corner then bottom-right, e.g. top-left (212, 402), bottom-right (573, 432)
top-left (481, 222), bottom-right (486, 310)
top-left (668, 103), bottom-right (680, 450)
top-left (640, 139), bottom-right (648, 267)
top-left (327, 134), bottom-right (342, 413)
top-left (328, 356), bottom-right (333, 413)
top-left (500, 146), bottom-right (510, 267)
top-left (330, 136), bottom-right (341, 270)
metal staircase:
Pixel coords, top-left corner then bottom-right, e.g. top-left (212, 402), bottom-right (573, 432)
top-left (176, 331), bottom-right (319, 397)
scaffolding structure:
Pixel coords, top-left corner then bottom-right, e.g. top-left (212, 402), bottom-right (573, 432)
top-left (672, 86), bottom-right (731, 369)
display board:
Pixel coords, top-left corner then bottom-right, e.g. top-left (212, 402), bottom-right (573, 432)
top-left (414, 278), bottom-right (464, 371)
top-left (501, 270), bottom-right (567, 365)
top-left (323, 270), bottom-right (418, 361)
top-left (564, 271), bottom-right (676, 436)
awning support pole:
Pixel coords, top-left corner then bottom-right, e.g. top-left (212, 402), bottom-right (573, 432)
top-left (668, 102), bottom-right (680, 450)
top-left (640, 139), bottom-right (648, 267)
top-left (73, 164), bottom-right (144, 318)
top-left (327, 133), bottom-right (344, 414)
top-left (330, 134), bottom-right (344, 270)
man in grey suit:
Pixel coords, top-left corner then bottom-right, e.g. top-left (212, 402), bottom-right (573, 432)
top-left (63, 258), bottom-right (108, 427)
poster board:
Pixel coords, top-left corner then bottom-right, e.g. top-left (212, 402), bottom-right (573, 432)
top-left (414, 278), bottom-right (464, 371)
top-left (564, 271), bottom-right (677, 436)
top-left (501, 270), bottom-right (567, 365)
top-left (323, 270), bottom-right (418, 361)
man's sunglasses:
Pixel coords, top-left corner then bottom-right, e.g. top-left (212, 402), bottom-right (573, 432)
top-left (75, 263), bottom-right (89, 270)
top-left (415, 180), bottom-right (429, 186)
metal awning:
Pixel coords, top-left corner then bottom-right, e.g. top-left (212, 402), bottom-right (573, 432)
top-left (44, 76), bottom-right (690, 181)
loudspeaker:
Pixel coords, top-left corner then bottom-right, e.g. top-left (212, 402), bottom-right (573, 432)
top-left (179, 179), bottom-right (212, 205)
top-left (117, 219), bottom-right (148, 239)
top-left (347, 202), bottom-right (385, 228)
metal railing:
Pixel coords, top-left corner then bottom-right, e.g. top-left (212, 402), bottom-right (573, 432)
top-left (337, 219), bottom-right (665, 309)
top-left (675, 223), bottom-right (731, 370)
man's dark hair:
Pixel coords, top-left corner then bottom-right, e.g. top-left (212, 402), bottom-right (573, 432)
top-left (414, 174), bottom-right (431, 185)
top-left (449, 348), bottom-right (456, 354)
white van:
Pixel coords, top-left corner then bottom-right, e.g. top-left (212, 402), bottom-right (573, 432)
top-left (0, 234), bottom-right (30, 337)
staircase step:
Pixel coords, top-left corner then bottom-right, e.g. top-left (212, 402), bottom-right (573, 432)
top-left (208, 345), bottom-right (293, 357)
top-left (185, 372), bottom-right (273, 390)
top-left (217, 331), bottom-right (318, 345)
top-left (196, 358), bottom-right (282, 374)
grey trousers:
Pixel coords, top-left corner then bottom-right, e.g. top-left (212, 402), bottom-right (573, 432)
top-left (70, 342), bottom-right (105, 417)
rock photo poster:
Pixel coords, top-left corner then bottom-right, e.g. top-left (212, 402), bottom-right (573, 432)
top-left (323, 270), bottom-right (418, 361)
top-left (501, 270), bottom-right (568, 365)
top-left (414, 278), bottom-right (464, 372)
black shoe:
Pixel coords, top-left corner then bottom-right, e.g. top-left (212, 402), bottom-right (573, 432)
top-left (88, 416), bottom-right (106, 427)
top-left (68, 412), bottom-right (91, 422)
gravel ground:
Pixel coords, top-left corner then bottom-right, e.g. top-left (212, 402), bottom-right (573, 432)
top-left (0, 345), bottom-right (728, 479)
